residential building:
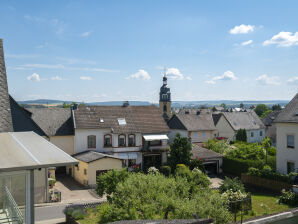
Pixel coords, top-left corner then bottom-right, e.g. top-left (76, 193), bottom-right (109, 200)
top-left (275, 93), bottom-right (298, 174)
top-left (159, 74), bottom-right (171, 120)
top-left (262, 110), bottom-right (282, 145)
top-left (215, 110), bottom-right (265, 143)
top-left (167, 110), bottom-right (217, 143)
top-left (191, 144), bottom-right (223, 174)
top-left (73, 103), bottom-right (170, 173)
top-left (73, 151), bottom-right (123, 187)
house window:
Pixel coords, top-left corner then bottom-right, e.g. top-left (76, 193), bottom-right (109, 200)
top-left (193, 132), bottom-right (198, 139)
top-left (104, 134), bottom-right (112, 147)
top-left (84, 169), bottom-right (87, 175)
top-left (128, 134), bottom-right (135, 147)
top-left (87, 135), bottom-right (96, 148)
top-left (287, 162), bottom-right (295, 174)
top-left (260, 131), bottom-right (263, 137)
top-left (202, 132), bottom-right (206, 139)
top-left (287, 135), bottom-right (295, 148)
top-left (119, 134), bottom-right (126, 147)
top-left (251, 132), bottom-right (254, 138)
top-left (163, 105), bottom-right (167, 112)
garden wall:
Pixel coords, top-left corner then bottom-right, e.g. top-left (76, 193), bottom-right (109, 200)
top-left (241, 174), bottom-right (292, 193)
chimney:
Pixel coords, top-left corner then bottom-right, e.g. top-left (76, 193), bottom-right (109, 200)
top-left (122, 101), bottom-right (129, 107)
top-left (0, 39), bottom-right (13, 132)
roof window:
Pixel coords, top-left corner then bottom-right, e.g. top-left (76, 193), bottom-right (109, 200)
top-left (118, 118), bottom-right (126, 125)
top-left (99, 118), bottom-right (104, 123)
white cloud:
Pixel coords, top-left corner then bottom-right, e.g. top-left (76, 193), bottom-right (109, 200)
top-left (27, 73), bottom-right (41, 81)
top-left (206, 70), bottom-right (238, 84)
top-left (81, 31), bottom-right (92, 37)
top-left (126, 69), bottom-right (151, 80)
top-left (230, 24), bottom-right (254, 34)
top-left (263, 31), bottom-right (298, 47)
top-left (51, 76), bottom-right (63, 81)
top-left (241, 40), bottom-right (253, 46)
top-left (287, 76), bottom-right (298, 84)
top-left (165, 67), bottom-right (192, 81)
top-left (80, 76), bottom-right (92, 80)
top-left (256, 74), bottom-right (280, 85)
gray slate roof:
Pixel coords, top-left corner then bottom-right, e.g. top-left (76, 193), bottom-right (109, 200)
top-left (27, 108), bottom-right (74, 136)
top-left (220, 110), bottom-right (265, 131)
top-left (167, 113), bottom-right (216, 131)
top-left (73, 150), bottom-right (122, 163)
top-left (275, 93), bottom-right (298, 123)
top-left (74, 105), bottom-right (169, 134)
top-left (262, 110), bottom-right (282, 126)
top-left (10, 96), bottom-right (46, 136)
top-left (191, 145), bottom-right (223, 160)
top-left (0, 39), bottom-right (13, 132)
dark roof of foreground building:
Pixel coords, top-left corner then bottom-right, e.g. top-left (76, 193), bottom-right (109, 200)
top-left (73, 151), bottom-right (122, 163)
top-left (27, 107), bottom-right (74, 136)
top-left (167, 113), bottom-right (216, 131)
top-left (0, 39), bottom-right (13, 132)
top-left (220, 110), bottom-right (265, 131)
top-left (73, 105), bottom-right (169, 134)
top-left (10, 96), bottom-right (46, 136)
top-left (212, 113), bottom-right (222, 126)
top-left (262, 110), bottom-right (282, 126)
top-left (191, 145), bottom-right (223, 160)
top-left (275, 93), bottom-right (298, 123)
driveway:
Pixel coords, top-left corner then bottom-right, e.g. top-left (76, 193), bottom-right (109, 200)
top-left (208, 175), bottom-right (223, 189)
top-left (54, 175), bottom-right (105, 204)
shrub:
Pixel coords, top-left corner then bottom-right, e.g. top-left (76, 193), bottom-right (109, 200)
top-left (189, 159), bottom-right (205, 173)
top-left (267, 147), bottom-right (276, 156)
top-left (160, 166), bottom-right (171, 177)
top-left (279, 189), bottom-right (298, 206)
top-left (204, 139), bottom-right (232, 155)
top-left (236, 129), bottom-right (247, 142)
top-left (175, 166), bottom-right (192, 181)
top-left (247, 167), bottom-right (261, 176)
top-left (98, 173), bottom-right (231, 224)
top-left (148, 167), bottom-right (160, 175)
top-left (65, 207), bottom-right (87, 220)
top-left (219, 177), bottom-right (245, 194)
top-left (96, 169), bottom-right (129, 199)
top-left (246, 167), bottom-right (292, 183)
top-left (227, 142), bottom-right (265, 160)
top-left (222, 157), bottom-right (265, 176)
top-left (176, 164), bottom-right (187, 169)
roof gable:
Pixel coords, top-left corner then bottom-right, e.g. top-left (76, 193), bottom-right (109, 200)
top-left (275, 93), bottom-right (298, 123)
top-left (221, 110), bottom-right (265, 131)
top-left (167, 114), bottom-right (187, 130)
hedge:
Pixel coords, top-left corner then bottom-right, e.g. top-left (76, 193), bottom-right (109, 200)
top-left (222, 157), bottom-right (266, 176)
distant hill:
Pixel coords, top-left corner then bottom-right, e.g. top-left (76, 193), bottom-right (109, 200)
top-left (17, 99), bottom-right (289, 108)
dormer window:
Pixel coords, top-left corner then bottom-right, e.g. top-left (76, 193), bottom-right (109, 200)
top-left (118, 118), bottom-right (126, 125)
top-left (104, 134), bottom-right (112, 147)
top-left (119, 134), bottom-right (126, 147)
top-left (87, 135), bottom-right (96, 148)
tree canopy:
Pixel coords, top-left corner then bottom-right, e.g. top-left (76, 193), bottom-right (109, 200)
top-left (254, 104), bottom-right (269, 117)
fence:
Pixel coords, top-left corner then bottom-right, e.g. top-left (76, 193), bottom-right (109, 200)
top-left (228, 194), bottom-right (252, 223)
top-left (241, 173), bottom-right (292, 193)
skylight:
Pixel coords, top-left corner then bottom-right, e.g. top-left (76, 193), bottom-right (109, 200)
top-left (99, 118), bottom-right (104, 123)
top-left (118, 118), bottom-right (126, 125)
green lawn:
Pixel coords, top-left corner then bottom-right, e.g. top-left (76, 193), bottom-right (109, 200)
top-left (236, 192), bottom-right (292, 221)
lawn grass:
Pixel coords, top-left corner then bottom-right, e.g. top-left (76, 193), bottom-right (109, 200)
top-left (236, 192), bottom-right (292, 221)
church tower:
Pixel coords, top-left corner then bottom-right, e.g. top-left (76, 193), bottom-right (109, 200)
top-left (159, 73), bottom-right (171, 120)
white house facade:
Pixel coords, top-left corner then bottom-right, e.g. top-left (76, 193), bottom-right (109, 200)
top-left (275, 93), bottom-right (298, 174)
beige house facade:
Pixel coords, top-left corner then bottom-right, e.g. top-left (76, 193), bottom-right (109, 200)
top-left (275, 93), bottom-right (298, 174)
top-left (72, 151), bottom-right (123, 187)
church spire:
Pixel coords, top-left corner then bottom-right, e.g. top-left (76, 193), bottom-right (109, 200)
top-left (159, 69), bottom-right (171, 120)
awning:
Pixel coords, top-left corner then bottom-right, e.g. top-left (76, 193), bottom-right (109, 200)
top-left (143, 134), bottom-right (169, 141)
top-left (0, 131), bottom-right (78, 172)
top-left (116, 152), bottom-right (138, 160)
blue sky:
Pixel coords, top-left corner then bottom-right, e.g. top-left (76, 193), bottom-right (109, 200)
top-left (0, 0), bottom-right (298, 103)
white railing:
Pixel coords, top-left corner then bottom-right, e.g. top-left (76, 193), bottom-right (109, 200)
top-left (2, 186), bottom-right (24, 224)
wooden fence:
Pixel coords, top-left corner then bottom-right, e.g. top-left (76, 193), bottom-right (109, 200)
top-left (241, 173), bottom-right (292, 193)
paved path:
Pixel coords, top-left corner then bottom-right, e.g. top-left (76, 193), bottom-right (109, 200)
top-left (35, 176), bottom-right (105, 223)
top-left (35, 204), bottom-right (66, 224)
